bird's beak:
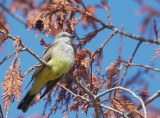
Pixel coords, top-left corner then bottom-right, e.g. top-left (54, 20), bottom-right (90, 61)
top-left (70, 35), bottom-right (75, 39)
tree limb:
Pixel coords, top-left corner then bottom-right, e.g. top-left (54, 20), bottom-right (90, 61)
top-left (119, 63), bottom-right (160, 72)
top-left (126, 90), bottom-right (160, 117)
top-left (95, 86), bottom-right (147, 118)
top-left (0, 3), bottom-right (26, 24)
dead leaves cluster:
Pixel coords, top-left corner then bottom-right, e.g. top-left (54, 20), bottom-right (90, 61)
top-left (23, 0), bottom-right (99, 38)
top-left (2, 38), bottom-right (23, 111)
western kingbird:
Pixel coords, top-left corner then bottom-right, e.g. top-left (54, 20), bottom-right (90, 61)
top-left (17, 32), bottom-right (75, 112)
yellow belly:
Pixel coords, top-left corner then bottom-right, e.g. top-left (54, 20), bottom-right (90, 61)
top-left (30, 57), bottom-right (73, 94)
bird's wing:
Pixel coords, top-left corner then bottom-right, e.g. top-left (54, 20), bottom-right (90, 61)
top-left (26, 43), bottom-right (58, 89)
top-left (40, 76), bottom-right (62, 99)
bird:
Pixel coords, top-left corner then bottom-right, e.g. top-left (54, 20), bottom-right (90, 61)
top-left (17, 32), bottom-right (75, 112)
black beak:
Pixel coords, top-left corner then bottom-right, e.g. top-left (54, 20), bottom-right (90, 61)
top-left (70, 35), bottom-right (75, 38)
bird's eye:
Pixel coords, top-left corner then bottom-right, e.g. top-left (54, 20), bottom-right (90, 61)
top-left (62, 34), bottom-right (66, 37)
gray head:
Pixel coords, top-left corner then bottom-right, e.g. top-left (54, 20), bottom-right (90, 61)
top-left (54, 32), bottom-right (75, 44)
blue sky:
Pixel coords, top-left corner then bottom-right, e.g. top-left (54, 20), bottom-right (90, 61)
top-left (0, 0), bottom-right (160, 117)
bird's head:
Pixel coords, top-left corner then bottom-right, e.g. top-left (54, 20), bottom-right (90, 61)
top-left (54, 32), bottom-right (75, 44)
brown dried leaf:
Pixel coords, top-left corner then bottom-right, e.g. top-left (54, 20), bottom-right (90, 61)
top-left (2, 57), bottom-right (23, 109)
top-left (104, 59), bottom-right (121, 89)
top-left (151, 47), bottom-right (160, 61)
top-left (0, 32), bottom-right (8, 46)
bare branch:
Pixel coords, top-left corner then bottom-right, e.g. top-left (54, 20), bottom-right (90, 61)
top-left (66, 73), bottom-right (100, 118)
top-left (100, 103), bottom-right (129, 118)
top-left (5, 107), bottom-right (9, 118)
top-left (126, 90), bottom-right (160, 117)
top-left (0, 104), bottom-right (4, 118)
top-left (57, 83), bottom-right (90, 102)
top-left (120, 41), bottom-right (142, 85)
top-left (93, 100), bottom-right (100, 118)
top-left (0, 3), bottom-right (26, 24)
top-left (0, 48), bottom-right (25, 65)
top-left (0, 21), bottom-right (9, 34)
top-left (95, 86), bottom-right (147, 118)
top-left (154, 19), bottom-right (158, 41)
top-left (101, 0), bottom-right (113, 25)
top-left (22, 65), bottom-right (39, 78)
top-left (98, 30), bottom-right (118, 50)
top-left (66, 73), bottom-right (95, 98)
top-left (92, 30), bottom-right (118, 59)
top-left (119, 63), bottom-right (160, 72)
top-left (0, 30), bottom-right (50, 69)
top-left (100, 24), bottom-right (160, 45)
top-left (108, 26), bottom-right (160, 45)
top-left (1, 2), bottom-right (160, 46)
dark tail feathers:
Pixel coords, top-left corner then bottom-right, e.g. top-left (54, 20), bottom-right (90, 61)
top-left (17, 92), bottom-right (36, 113)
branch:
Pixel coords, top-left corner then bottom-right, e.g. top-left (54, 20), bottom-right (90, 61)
top-left (105, 25), bottom-right (160, 45)
top-left (126, 90), bottom-right (160, 117)
top-left (66, 74), bottom-right (130, 118)
top-left (93, 100), bottom-right (100, 118)
top-left (0, 48), bottom-right (25, 65)
top-left (95, 86), bottom-right (147, 118)
top-left (92, 30), bottom-right (118, 59)
top-left (120, 41), bottom-right (142, 85)
top-left (22, 65), bottom-right (39, 78)
top-left (57, 83), bottom-right (90, 102)
top-left (0, 30), bottom-right (50, 69)
top-left (0, 3), bottom-right (26, 24)
top-left (66, 73), bottom-right (100, 118)
top-left (119, 63), bottom-right (160, 72)
top-left (1, 2), bottom-right (160, 45)
top-left (0, 104), bottom-right (4, 118)
top-left (101, 0), bottom-right (113, 25)
top-left (98, 30), bottom-right (118, 50)
top-left (66, 73), bottom-right (95, 99)
top-left (100, 103), bottom-right (129, 118)
top-left (0, 21), bottom-right (9, 34)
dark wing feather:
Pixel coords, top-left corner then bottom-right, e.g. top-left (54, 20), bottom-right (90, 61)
top-left (26, 43), bottom-right (58, 89)
top-left (40, 76), bottom-right (62, 99)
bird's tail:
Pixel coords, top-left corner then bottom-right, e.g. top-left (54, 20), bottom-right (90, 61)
top-left (17, 90), bottom-right (36, 113)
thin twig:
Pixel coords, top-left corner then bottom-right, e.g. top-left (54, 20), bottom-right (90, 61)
top-left (57, 83), bottom-right (90, 102)
top-left (92, 30), bottom-right (118, 59)
top-left (118, 25), bottom-right (124, 58)
top-left (2, 2), bottom-right (160, 46)
top-left (126, 90), bottom-right (160, 117)
top-left (111, 26), bottom-right (160, 45)
top-left (1, 2), bottom-right (160, 46)
top-left (0, 3), bottom-right (26, 24)
top-left (0, 104), bottom-right (4, 118)
top-left (93, 100), bottom-right (100, 118)
top-left (99, 105), bottom-right (106, 118)
top-left (66, 74), bottom-right (139, 118)
top-left (22, 65), bottom-right (39, 78)
top-left (95, 86), bottom-right (147, 118)
top-left (130, 41), bottom-right (142, 63)
top-left (0, 30), bottom-right (50, 69)
top-left (98, 30), bottom-right (118, 51)
top-left (100, 103), bottom-right (129, 118)
top-left (119, 63), bottom-right (160, 72)
top-left (101, 0), bottom-right (113, 25)
top-left (99, 24), bottom-right (160, 45)
top-left (5, 107), bottom-right (9, 118)
top-left (120, 41), bottom-right (142, 85)
top-left (0, 48), bottom-right (25, 65)
top-left (66, 73), bottom-right (100, 118)
top-left (89, 52), bottom-right (93, 91)
top-left (66, 73), bottom-right (95, 99)
top-left (0, 21), bottom-right (9, 34)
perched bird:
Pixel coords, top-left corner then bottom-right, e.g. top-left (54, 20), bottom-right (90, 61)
top-left (17, 32), bottom-right (75, 112)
